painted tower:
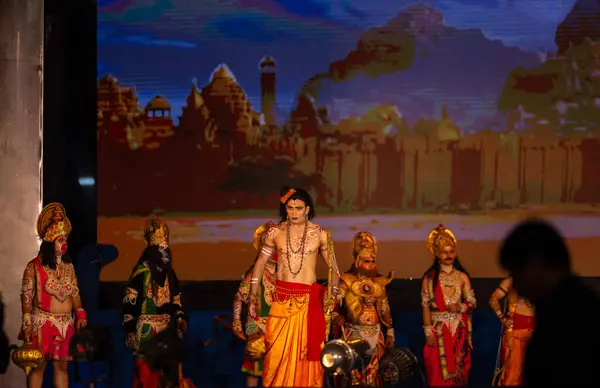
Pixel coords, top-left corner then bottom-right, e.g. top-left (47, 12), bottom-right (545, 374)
top-left (259, 55), bottom-right (276, 130)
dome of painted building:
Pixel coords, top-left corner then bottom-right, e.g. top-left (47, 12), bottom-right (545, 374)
top-left (145, 95), bottom-right (171, 111)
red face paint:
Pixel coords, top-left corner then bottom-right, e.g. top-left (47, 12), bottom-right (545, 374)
top-left (60, 244), bottom-right (68, 254)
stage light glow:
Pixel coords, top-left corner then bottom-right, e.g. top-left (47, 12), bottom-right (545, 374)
top-left (320, 338), bottom-right (371, 376)
top-left (78, 176), bottom-right (95, 186)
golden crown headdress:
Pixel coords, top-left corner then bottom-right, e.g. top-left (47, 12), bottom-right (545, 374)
top-left (351, 231), bottom-right (378, 259)
top-left (252, 221), bottom-right (276, 251)
top-left (144, 215), bottom-right (170, 249)
top-left (36, 203), bottom-right (72, 242)
top-left (426, 224), bottom-right (457, 256)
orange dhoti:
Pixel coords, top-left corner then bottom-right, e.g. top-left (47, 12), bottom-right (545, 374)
top-left (499, 313), bottom-right (535, 387)
top-left (262, 280), bottom-right (325, 388)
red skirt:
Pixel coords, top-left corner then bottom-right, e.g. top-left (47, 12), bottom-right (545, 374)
top-left (30, 318), bottom-right (75, 361)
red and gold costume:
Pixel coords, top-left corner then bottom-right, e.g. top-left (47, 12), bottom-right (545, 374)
top-left (333, 232), bottom-right (395, 387)
top-left (232, 223), bottom-right (278, 381)
top-left (19, 203), bottom-right (87, 361)
top-left (421, 225), bottom-right (475, 387)
top-left (493, 285), bottom-right (535, 386)
top-left (122, 216), bottom-right (191, 388)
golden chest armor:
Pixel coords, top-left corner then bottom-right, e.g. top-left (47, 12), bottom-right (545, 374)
top-left (43, 264), bottom-right (76, 303)
top-left (341, 272), bottom-right (392, 324)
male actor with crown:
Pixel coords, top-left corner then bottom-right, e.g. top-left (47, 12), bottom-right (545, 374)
top-left (232, 221), bottom-right (278, 387)
top-left (122, 216), bottom-right (188, 387)
top-left (333, 231), bottom-right (395, 387)
top-left (19, 203), bottom-right (87, 388)
top-left (421, 225), bottom-right (475, 387)
top-left (248, 187), bottom-right (341, 387)
top-left (489, 277), bottom-right (535, 386)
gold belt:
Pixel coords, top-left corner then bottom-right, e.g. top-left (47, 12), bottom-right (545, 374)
top-left (350, 324), bottom-right (381, 337)
top-left (431, 311), bottom-right (462, 337)
top-left (31, 308), bottom-right (73, 338)
top-left (431, 311), bottom-right (461, 322)
top-left (138, 314), bottom-right (171, 325)
top-left (32, 308), bottom-right (73, 323)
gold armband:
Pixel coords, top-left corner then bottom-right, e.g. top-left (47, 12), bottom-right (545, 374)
top-left (233, 319), bottom-right (242, 332)
top-left (123, 287), bottom-right (138, 305)
top-left (173, 294), bottom-right (182, 308)
top-left (465, 289), bottom-right (476, 307)
top-left (423, 325), bottom-right (433, 337)
top-left (386, 327), bottom-right (395, 338)
top-left (421, 289), bottom-right (431, 307)
top-left (21, 277), bottom-right (34, 293)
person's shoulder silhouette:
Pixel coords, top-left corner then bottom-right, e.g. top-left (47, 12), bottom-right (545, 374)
top-left (500, 219), bottom-right (600, 387)
top-left (0, 294), bottom-right (10, 374)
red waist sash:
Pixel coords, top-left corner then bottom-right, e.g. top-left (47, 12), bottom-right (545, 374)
top-left (513, 313), bottom-right (535, 330)
top-left (274, 280), bottom-right (325, 361)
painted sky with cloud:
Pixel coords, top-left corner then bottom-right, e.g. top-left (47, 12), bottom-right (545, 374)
top-left (97, 0), bottom-right (578, 123)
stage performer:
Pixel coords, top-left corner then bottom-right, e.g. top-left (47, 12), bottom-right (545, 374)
top-left (421, 224), bottom-right (475, 387)
top-left (19, 202), bottom-right (88, 388)
top-left (489, 277), bottom-right (535, 387)
top-left (333, 231), bottom-right (395, 387)
top-left (122, 216), bottom-right (190, 388)
top-left (248, 187), bottom-right (341, 387)
top-left (232, 221), bottom-right (278, 387)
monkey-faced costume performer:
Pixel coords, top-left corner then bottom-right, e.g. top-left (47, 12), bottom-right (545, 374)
top-left (122, 216), bottom-right (190, 388)
top-left (333, 231), bottom-right (395, 387)
top-left (20, 203), bottom-right (87, 363)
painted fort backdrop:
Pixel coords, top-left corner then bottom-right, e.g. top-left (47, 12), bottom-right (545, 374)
top-left (97, 2), bottom-right (600, 281)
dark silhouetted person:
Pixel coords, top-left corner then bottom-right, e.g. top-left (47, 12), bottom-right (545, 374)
top-left (499, 218), bottom-right (600, 387)
top-left (0, 293), bottom-right (9, 374)
top-left (74, 244), bottom-right (119, 311)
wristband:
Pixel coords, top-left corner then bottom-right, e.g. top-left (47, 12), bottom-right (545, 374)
top-left (423, 325), bottom-right (433, 337)
top-left (75, 308), bottom-right (87, 321)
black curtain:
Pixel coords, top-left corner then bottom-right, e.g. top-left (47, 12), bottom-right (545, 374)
top-left (43, 0), bottom-right (97, 256)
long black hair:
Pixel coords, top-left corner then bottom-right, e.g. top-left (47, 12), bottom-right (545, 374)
top-left (278, 186), bottom-right (315, 222)
top-left (135, 246), bottom-right (178, 302)
top-left (421, 256), bottom-right (472, 290)
top-left (38, 241), bottom-right (72, 270)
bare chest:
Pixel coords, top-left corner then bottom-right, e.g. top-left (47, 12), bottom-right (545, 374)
top-left (273, 227), bottom-right (321, 278)
top-left (273, 227), bottom-right (321, 255)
